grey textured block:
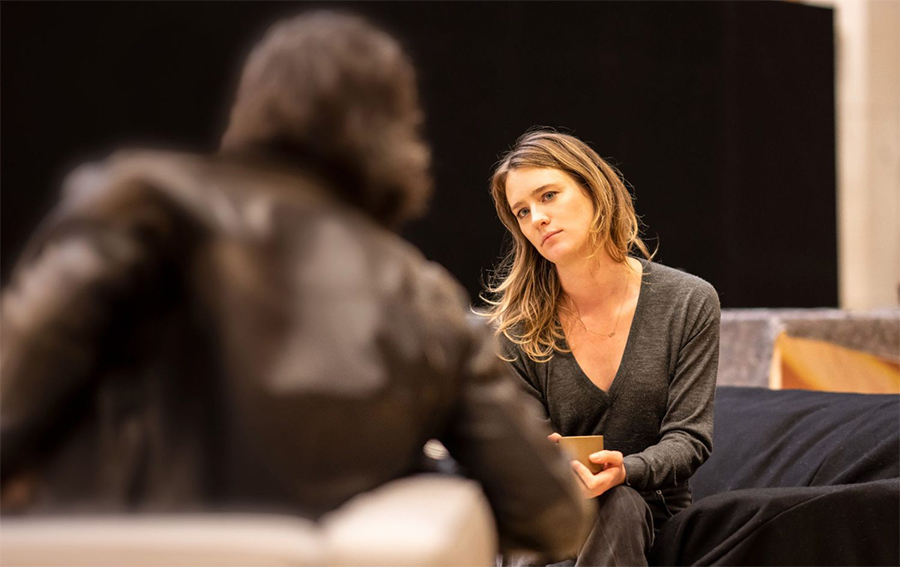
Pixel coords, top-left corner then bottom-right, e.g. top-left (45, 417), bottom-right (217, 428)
top-left (716, 309), bottom-right (900, 388)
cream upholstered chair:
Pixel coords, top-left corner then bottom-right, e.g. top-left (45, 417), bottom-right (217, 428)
top-left (0, 515), bottom-right (325, 566)
top-left (0, 474), bottom-right (497, 567)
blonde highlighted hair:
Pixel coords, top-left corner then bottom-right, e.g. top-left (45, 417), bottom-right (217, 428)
top-left (481, 129), bottom-right (653, 362)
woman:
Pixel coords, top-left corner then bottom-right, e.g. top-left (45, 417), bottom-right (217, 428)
top-left (483, 129), bottom-right (720, 566)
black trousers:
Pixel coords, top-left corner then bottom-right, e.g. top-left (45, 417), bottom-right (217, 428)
top-left (554, 484), bottom-right (689, 567)
top-left (502, 484), bottom-right (690, 567)
top-left (572, 486), bottom-right (656, 567)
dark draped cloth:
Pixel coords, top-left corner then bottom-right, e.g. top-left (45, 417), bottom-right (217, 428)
top-left (650, 387), bottom-right (900, 566)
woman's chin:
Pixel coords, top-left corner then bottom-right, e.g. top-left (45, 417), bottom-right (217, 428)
top-left (540, 245), bottom-right (594, 268)
top-left (539, 248), bottom-right (569, 266)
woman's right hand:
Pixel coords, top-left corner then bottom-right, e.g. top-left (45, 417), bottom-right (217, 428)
top-left (548, 432), bottom-right (562, 443)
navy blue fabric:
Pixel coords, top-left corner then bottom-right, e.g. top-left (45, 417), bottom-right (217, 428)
top-left (650, 387), bottom-right (900, 566)
top-left (651, 479), bottom-right (899, 566)
top-left (691, 387), bottom-right (899, 501)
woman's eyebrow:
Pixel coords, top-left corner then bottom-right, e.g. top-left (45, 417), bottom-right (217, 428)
top-left (510, 184), bottom-right (558, 210)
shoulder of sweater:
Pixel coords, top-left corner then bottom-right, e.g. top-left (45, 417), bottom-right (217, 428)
top-left (496, 326), bottom-right (524, 357)
top-left (494, 325), bottom-right (545, 369)
top-left (643, 260), bottom-right (719, 306)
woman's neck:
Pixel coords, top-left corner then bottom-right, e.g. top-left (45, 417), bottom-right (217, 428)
top-left (556, 252), bottom-right (634, 313)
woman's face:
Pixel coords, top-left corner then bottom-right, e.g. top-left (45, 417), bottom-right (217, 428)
top-left (505, 167), bottom-right (596, 266)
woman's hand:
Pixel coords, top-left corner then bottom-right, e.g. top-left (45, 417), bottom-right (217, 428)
top-left (571, 450), bottom-right (627, 499)
top-left (547, 433), bottom-right (625, 498)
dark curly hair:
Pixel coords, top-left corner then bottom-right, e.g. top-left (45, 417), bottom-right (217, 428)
top-left (221, 11), bottom-right (431, 228)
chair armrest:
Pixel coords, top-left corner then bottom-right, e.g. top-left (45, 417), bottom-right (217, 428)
top-left (0, 474), bottom-right (497, 566)
top-left (323, 473), bottom-right (497, 566)
top-left (0, 514), bottom-right (324, 566)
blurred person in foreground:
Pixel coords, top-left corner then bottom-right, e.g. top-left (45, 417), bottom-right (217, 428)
top-left (0, 11), bottom-right (591, 558)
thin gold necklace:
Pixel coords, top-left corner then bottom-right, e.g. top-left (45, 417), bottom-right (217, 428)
top-left (570, 269), bottom-right (630, 339)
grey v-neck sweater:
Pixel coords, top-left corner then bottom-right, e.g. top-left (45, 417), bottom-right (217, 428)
top-left (499, 259), bottom-right (720, 493)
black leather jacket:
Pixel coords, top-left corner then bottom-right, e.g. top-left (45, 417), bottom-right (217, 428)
top-left (0, 151), bottom-right (590, 557)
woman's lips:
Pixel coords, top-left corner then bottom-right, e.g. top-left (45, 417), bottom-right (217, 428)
top-left (542, 230), bottom-right (562, 245)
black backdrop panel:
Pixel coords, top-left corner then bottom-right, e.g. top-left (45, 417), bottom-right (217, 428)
top-left (1, 2), bottom-right (836, 307)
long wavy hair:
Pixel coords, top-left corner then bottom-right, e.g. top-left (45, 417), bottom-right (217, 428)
top-left (481, 129), bottom-right (654, 362)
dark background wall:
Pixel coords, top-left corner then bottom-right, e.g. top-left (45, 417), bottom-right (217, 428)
top-left (1, 1), bottom-right (837, 307)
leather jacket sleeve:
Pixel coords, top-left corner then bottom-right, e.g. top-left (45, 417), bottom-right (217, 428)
top-left (440, 318), bottom-right (594, 560)
top-left (1, 180), bottom-right (177, 483)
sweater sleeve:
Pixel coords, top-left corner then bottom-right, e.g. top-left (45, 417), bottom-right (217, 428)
top-left (498, 334), bottom-right (551, 425)
top-left (622, 281), bottom-right (720, 491)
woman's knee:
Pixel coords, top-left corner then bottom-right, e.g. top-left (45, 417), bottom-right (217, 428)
top-left (577, 485), bottom-right (654, 566)
top-left (598, 485), bottom-right (643, 509)
top-left (596, 485), bottom-right (653, 528)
